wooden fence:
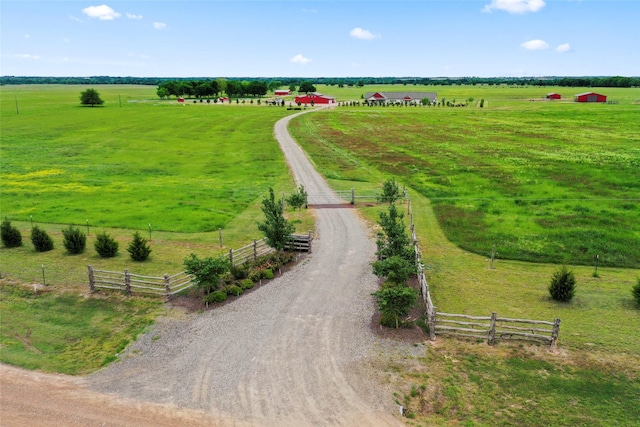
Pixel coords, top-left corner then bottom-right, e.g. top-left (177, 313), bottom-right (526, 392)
top-left (88, 266), bottom-right (194, 301)
top-left (88, 232), bottom-right (313, 299)
top-left (435, 312), bottom-right (561, 350)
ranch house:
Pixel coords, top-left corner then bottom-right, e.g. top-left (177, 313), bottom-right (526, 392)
top-left (364, 91), bottom-right (437, 105)
top-left (574, 92), bottom-right (607, 103)
top-left (295, 92), bottom-right (336, 105)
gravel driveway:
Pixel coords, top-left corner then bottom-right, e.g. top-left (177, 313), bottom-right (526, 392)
top-left (3, 107), bottom-right (410, 426)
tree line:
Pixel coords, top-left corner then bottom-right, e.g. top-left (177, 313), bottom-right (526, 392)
top-left (2, 75), bottom-right (638, 88)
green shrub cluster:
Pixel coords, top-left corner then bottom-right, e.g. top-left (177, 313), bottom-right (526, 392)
top-left (31, 226), bottom-right (54, 252)
top-left (224, 285), bottom-right (243, 296)
top-left (263, 269), bottom-right (274, 280)
top-left (94, 232), bottom-right (119, 258)
top-left (62, 225), bottom-right (86, 254)
top-left (633, 278), bottom-right (640, 307)
top-left (240, 279), bottom-right (254, 290)
top-left (1, 219), bottom-right (22, 248)
top-left (127, 232), bottom-right (151, 261)
top-left (549, 266), bottom-right (577, 302)
top-left (204, 290), bottom-right (227, 304)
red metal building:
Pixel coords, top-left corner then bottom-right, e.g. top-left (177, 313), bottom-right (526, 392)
top-left (294, 92), bottom-right (336, 105)
top-left (274, 90), bottom-right (291, 96)
top-left (574, 92), bottom-right (607, 102)
top-left (546, 93), bottom-right (561, 100)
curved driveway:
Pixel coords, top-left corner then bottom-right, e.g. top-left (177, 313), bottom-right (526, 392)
top-left (86, 107), bottom-right (404, 426)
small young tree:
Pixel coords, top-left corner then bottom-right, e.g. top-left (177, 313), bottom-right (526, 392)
top-left (127, 231), bottom-right (151, 261)
top-left (372, 285), bottom-right (419, 328)
top-left (1, 218), bottom-right (22, 248)
top-left (372, 255), bottom-right (415, 286)
top-left (31, 226), bottom-right (54, 252)
top-left (257, 188), bottom-right (295, 257)
top-left (549, 266), bottom-right (577, 302)
top-left (377, 177), bottom-right (402, 205)
top-left (94, 231), bottom-right (119, 258)
top-left (183, 253), bottom-right (230, 295)
top-left (80, 88), bottom-right (104, 107)
top-left (286, 184), bottom-right (308, 216)
top-left (62, 225), bottom-right (86, 254)
top-left (376, 204), bottom-right (413, 262)
top-left (632, 278), bottom-right (640, 307)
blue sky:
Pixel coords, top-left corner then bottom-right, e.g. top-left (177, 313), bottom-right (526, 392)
top-left (2, 1), bottom-right (638, 77)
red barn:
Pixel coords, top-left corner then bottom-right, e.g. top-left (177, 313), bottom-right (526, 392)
top-left (294, 92), bottom-right (336, 105)
top-left (275, 89), bottom-right (291, 96)
top-left (574, 92), bottom-right (606, 103)
top-left (546, 93), bottom-right (561, 100)
top-left (177, 97), bottom-right (185, 103)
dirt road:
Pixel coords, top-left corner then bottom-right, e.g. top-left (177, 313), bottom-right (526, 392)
top-left (1, 107), bottom-right (407, 426)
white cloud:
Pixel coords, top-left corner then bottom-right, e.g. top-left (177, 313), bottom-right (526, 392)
top-left (290, 54), bottom-right (311, 65)
top-left (126, 13), bottom-right (143, 20)
top-left (350, 27), bottom-right (379, 41)
top-left (69, 15), bottom-right (83, 23)
top-left (82, 5), bottom-right (121, 20)
top-left (521, 39), bottom-right (549, 50)
top-left (483, 0), bottom-right (545, 14)
top-left (14, 54), bottom-right (40, 60)
top-left (24, 34), bottom-right (30, 39)
top-left (556, 43), bottom-right (571, 53)
top-left (153, 22), bottom-right (166, 30)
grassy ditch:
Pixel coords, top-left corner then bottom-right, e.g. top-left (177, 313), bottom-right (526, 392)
top-left (0, 281), bottom-right (162, 375)
top-left (289, 89), bottom-right (640, 268)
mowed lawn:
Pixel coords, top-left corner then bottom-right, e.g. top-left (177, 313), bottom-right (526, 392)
top-left (290, 87), bottom-right (640, 268)
top-left (1, 85), bottom-right (294, 233)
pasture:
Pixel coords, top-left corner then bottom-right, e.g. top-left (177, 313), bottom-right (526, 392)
top-left (290, 87), bottom-right (640, 268)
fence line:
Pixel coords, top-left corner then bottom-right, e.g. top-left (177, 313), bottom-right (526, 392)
top-left (88, 232), bottom-right (313, 299)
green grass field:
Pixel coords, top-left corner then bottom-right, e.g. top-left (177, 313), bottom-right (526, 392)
top-left (290, 86), bottom-right (640, 268)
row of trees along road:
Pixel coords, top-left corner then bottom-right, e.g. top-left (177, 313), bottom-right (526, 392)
top-left (156, 79), bottom-right (318, 99)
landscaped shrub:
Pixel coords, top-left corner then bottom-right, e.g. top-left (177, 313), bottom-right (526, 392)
top-left (204, 290), bottom-right (227, 304)
top-left (62, 225), bottom-right (86, 254)
top-left (248, 268), bottom-right (262, 282)
top-left (127, 231), bottom-right (151, 261)
top-left (372, 285), bottom-right (419, 328)
top-left (94, 231), bottom-right (119, 258)
top-left (220, 272), bottom-right (235, 286)
top-left (1, 218), bottom-right (22, 248)
top-left (633, 278), bottom-right (640, 307)
top-left (263, 268), bottom-right (274, 280)
top-left (549, 266), bottom-right (577, 302)
top-left (224, 285), bottom-right (243, 296)
top-left (240, 279), bottom-right (254, 290)
top-left (31, 226), bottom-right (54, 252)
top-left (230, 264), bottom-right (249, 280)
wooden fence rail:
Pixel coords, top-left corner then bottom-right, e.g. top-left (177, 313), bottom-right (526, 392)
top-left (88, 232), bottom-right (313, 299)
top-left (434, 312), bottom-right (561, 350)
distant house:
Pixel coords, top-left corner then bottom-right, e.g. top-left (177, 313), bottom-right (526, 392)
top-left (274, 89), bottom-right (291, 96)
top-left (546, 93), bottom-right (561, 100)
top-left (574, 92), bottom-right (607, 103)
top-left (364, 91), bottom-right (437, 104)
top-left (294, 92), bottom-right (336, 105)
top-left (177, 97), bottom-right (185, 103)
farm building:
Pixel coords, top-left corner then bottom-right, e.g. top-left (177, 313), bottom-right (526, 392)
top-left (274, 89), bottom-right (291, 96)
top-left (177, 97), bottom-right (185, 103)
top-left (574, 92), bottom-right (607, 103)
top-left (546, 93), bottom-right (561, 100)
top-left (295, 92), bottom-right (336, 105)
top-left (364, 91), bottom-right (437, 104)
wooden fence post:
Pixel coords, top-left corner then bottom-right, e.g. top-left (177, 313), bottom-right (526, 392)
top-left (219, 228), bottom-right (223, 247)
top-left (308, 230), bottom-right (313, 253)
top-left (429, 307), bottom-right (437, 341)
top-left (490, 245), bottom-right (496, 269)
top-left (229, 248), bottom-right (233, 266)
top-left (164, 273), bottom-right (171, 302)
top-left (488, 312), bottom-right (497, 345)
top-left (253, 239), bottom-right (258, 262)
top-left (550, 318), bottom-right (561, 351)
top-left (350, 188), bottom-right (355, 205)
top-left (124, 269), bottom-right (131, 296)
top-left (88, 265), bottom-right (95, 293)
top-left (407, 198), bottom-right (411, 215)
